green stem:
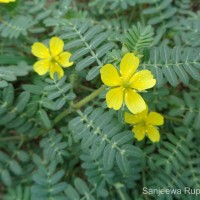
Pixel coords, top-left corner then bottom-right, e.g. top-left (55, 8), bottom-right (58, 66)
top-left (142, 170), bottom-right (149, 200)
top-left (139, 4), bottom-right (145, 26)
top-left (79, 85), bottom-right (95, 92)
top-left (114, 183), bottom-right (126, 200)
top-left (73, 85), bottom-right (106, 109)
top-left (142, 170), bottom-right (146, 187)
top-left (53, 107), bottom-right (75, 125)
top-left (164, 115), bottom-right (182, 123)
top-left (53, 85), bottom-right (106, 124)
top-left (0, 135), bottom-right (22, 142)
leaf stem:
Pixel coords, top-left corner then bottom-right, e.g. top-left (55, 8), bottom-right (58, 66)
top-left (53, 85), bottom-right (106, 124)
top-left (142, 170), bottom-right (149, 200)
top-left (53, 107), bottom-right (75, 125)
top-left (139, 4), bottom-right (145, 26)
top-left (114, 183), bottom-right (126, 200)
top-left (79, 85), bottom-right (95, 92)
top-left (0, 135), bottom-right (22, 142)
top-left (73, 85), bottom-right (106, 109)
top-left (164, 115), bottom-right (182, 123)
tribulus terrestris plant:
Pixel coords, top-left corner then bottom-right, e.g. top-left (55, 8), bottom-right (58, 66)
top-left (0, 0), bottom-right (200, 200)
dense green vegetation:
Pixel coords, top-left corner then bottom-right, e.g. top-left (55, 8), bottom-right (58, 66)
top-left (0, 0), bottom-right (200, 199)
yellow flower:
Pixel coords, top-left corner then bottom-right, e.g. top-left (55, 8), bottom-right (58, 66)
top-left (100, 53), bottom-right (156, 114)
top-left (125, 106), bottom-right (164, 142)
top-left (0, 0), bottom-right (15, 3)
top-left (32, 37), bottom-right (73, 79)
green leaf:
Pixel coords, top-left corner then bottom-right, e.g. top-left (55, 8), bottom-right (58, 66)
top-left (76, 56), bottom-right (96, 71)
top-left (0, 16), bottom-right (35, 38)
top-left (103, 145), bottom-right (116, 170)
top-left (74, 178), bottom-right (89, 194)
top-left (16, 92), bottom-right (31, 113)
top-left (0, 80), bottom-right (8, 88)
top-left (90, 139), bottom-right (106, 160)
top-left (116, 152), bottom-right (130, 174)
top-left (9, 160), bottom-right (23, 175)
top-left (17, 151), bottom-right (30, 162)
top-left (22, 84), bottom-right (43, 95)
top-left (1, 169), bottom-right (11, 186)
top-left (145, 45), bottom-right (200, 87)
top-left (123, 22), bottom-right (153, 55)
top-left (86, 66), bottom-right (100, 81)
top-left (39, 109), bottom-right (51, 129)
top-left (65, 185), bottom-right (80, 200)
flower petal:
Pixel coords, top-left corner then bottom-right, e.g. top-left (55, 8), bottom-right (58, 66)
top-left (147, 112), bottom-right (164, 126)
top-left (132, 125), bottom-right (146, 141)
top-left (0, 0), bottom-right (15, 3)
top-left (125, 89), bottom-right (146, 114)
top-left (100, 64), bottom-right (121, 86)
top-left (33, 59), bottom-right (50, 75)
top-left (32, 42), bottom-right (50, 59)
top-left (56, 52), bottom-right (73, 67)
top-left (130, 70), bottom-right (156, 91)
top-left (49, 37), bottom-right (64, 57)
top-left (120, 53), bottom-right (139, 81)
top-left (146, 125), bottom-right (160, 142)
top-left (125, 107), bottom-right (148, 125)
top-left (50, 63), bottom-right (64, 79)
top-left (125, 112), bottom-right (139, 124)
top-left (106, 87), bottom-right (124, 110)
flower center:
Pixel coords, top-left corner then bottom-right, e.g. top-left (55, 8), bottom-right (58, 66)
top-left (122, 80), bottom-right (131, 89)
top-left (50, 56), bottom-right (57, 64)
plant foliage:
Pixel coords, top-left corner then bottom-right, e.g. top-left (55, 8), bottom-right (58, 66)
top-left (0, 0), bottom-right (200, 200)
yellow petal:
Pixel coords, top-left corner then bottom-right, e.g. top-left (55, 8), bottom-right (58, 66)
top-left (100, 64), bottom-right (121, 86)
top-left (125, 108), bottom-right (148, 125)
top-left (106, 87), bottom-right (124, 110)
top-left (33, 59), bottom-right (50, 75)
top-left (146, 125), bottom-right (160, 142)
top-left (132, 125), bottom-right (146, 141)
top-left (120, 53), bottom-right (139, 81)
top-left (32, 42), bottom-right (50, 59)
top-left (49, 37), bottom-right (64, 57)
top-left (147, 112), bottom-right (164, 126)
top-left (124, 89), bottom-right (146, 114)
top-left (130, 70), bottom-right (156, 91)
top-left (0, 0), bottom-right (15, 2)
top-left (56, 52), bottom-right (73, 67)
top-left (50, 63), bottom-right (64, 79)
top-left (125, 112), bottom-right (139, 124)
